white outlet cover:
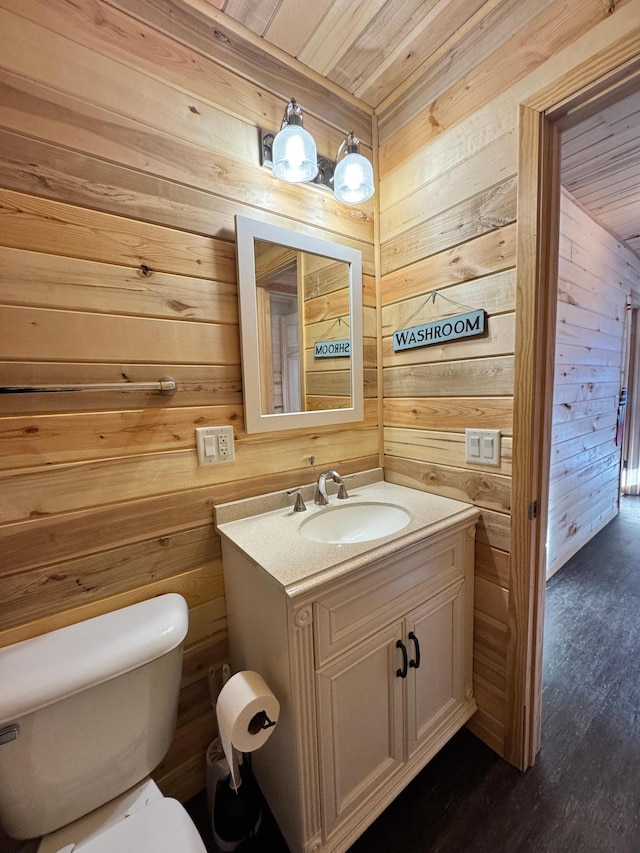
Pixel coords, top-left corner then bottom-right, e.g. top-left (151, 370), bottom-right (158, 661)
top-left (465, 429), bottom-right (501, 466)
top-left (195, 426), bottom-right (235, 465)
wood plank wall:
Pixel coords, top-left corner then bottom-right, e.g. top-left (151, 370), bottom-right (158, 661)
top-left (377, 0), bottom-right (640, 758)
top-left (304, 256), bottom-right (354, 409)
top-left (547, 190), bottom-right (640, 578)
top-left (0, 0), bottom-right (376, 803)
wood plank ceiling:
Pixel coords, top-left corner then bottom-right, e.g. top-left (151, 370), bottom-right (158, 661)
top-left (211, 0), bottom-right (640, 258)
top-left (209, 0), bottom-right (506, 108)
top-left (561, 90), bottom-right (640, 258)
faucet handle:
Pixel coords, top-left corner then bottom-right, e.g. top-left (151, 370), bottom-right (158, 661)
top-left (337, 482), bottom-right (349, 500)
top-left (337, 473), bottom-right (358, 500)
top-left (286, 488), bottom-right (307, 512)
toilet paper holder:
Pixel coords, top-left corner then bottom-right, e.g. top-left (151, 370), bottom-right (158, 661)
top-left (248, 711), bottom-right (276, 734)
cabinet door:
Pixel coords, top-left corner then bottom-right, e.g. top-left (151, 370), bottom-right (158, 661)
top-left (316, 622), bottom-right (405, 839)
top-left (405, 578), bottom-right (467, 758)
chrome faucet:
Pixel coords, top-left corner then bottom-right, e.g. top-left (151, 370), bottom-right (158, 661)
top-left (314, 469), bottom-right (349, 505)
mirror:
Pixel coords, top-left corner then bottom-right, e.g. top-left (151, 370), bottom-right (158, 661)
top-left (235, 216), bottom-right (363, 433)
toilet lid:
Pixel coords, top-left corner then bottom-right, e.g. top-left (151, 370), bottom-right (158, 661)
top-left (75, 797), bottom-right (207, 853)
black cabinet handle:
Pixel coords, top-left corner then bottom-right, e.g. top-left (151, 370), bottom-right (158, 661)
top-left (396, 639), bottom-right (408, 678)
top-left (408, 632), bottom-right (421, 669)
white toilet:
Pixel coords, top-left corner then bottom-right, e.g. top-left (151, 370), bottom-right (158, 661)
top-left (0, 593), bottom-right (208, 852)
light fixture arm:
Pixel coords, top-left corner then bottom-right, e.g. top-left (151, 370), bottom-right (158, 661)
top-left (335, 131), bottom-right (360, 164)
top-left (281, 98), bottom-right (304, 129)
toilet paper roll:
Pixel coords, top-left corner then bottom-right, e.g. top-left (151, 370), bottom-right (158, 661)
top-left (215, 670), bottom-right (280, 790)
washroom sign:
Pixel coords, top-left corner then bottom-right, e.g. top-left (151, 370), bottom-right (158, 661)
top-left (393, 309), bottom-right (486, 352)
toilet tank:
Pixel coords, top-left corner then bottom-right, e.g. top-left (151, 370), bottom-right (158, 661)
top-left (0, 594), bottom-right (189, 840)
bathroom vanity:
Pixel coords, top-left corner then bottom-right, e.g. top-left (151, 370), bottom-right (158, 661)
top-left (215, 472), bottom-right (479, 853)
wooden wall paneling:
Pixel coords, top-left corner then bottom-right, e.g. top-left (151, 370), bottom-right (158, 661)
top-left (384, 427), bottom-right (512, 476)
top-left (102, 0), bottom-right (374, 141)
top-left (0, 89), bottom-right (373, 249)
top-left (378, 1), bottom-right (640, 192)
top-left (0, 246), bottom-right (239, 323)
top-left (2, 0), bottom-right (371, 153)
top-left (378, 0), bottom-right (632, 155)
top-left (381, 269), bottom-right (516, 335)
top-left (554, 382), bottom-right (620, 408)
top-left (380, 177), bottom-right (517, 275)
top-left (0, 429), bottom-right (380, 526)
top-left (551, 395), bottom-right (618, 425)
top-left (0, 188), bottom-right (236, 280)
top-left (0, 528), bottom-right (220, 626)
top-left (0, 561), bottom-right (222, 648)
top-left (0, 306), bottom-right (239, 365)
top-left (378, 0), bottom-right (558, 140)
top-left (378, 0), bottom-right (640, 772)
top-left (475, 541), bottom-right (510, 589)
top-left (547, 471), bottom-right (621, 570)
top-left (0, 129), bottom-right (374, 253)
top-left (383, 356), bottom-right (514, 398)
top-left (0, 364), bottom-right (242, 415)
top-left (546, 191), bottom-right (637, 577)
top-left (0, 0), bottom-right (376, 804)
top-left (0, 448), bottom-right (380, 598)
top-left (550, 448), bottom-right (621, 494)
top-left (184, 595), bottom-right (227, 649)
top-left (547, 490), bottom-right (621, 577)
top-left (380, 129), bottom-right (517, 228)
top-left (0, 406), bottom-right (244, 471)
top-left (384, 456), bottom-right (511, 514)
top-left (474, 576), bottom-right (509, 635)
top-left (468, 608), bottom-right (507, 753)
top-left (475, 508), bottom-right (511, 553)
top-left (382, 397), bottom-right (513, 435)
top-left (381, 225), bottom-right (517, 306)
top-left (555, 343), bottom-right (624, 373)
top-left (550, 410), bottom-right (617, 447)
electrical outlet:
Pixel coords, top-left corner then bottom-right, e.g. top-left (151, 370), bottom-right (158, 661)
top-left (195, 426), bottom-right (235, 465)
top-left (465, 429), bottom-right (501, 466)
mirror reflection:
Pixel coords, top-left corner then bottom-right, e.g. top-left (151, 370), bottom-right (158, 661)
top-left (235, 216), bottom-right (363, 434)
top-left (254, 240), bottom-right (352, 415)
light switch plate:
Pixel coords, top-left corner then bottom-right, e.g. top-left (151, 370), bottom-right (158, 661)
top-left (195, 426), bottom-right (235, 465)
top-left (465, 429), bottom-right (501, 466)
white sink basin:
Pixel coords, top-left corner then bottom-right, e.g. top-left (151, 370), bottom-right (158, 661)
top-left (299, 502), bottom-right (411, 544)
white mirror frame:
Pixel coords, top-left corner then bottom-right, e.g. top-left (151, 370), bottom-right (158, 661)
top-left (235, 216), bottom-right (364, 434)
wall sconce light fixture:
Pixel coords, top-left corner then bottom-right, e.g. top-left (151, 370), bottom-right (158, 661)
top-left (262, 98), bottom-right (374, 205)
top-left (271, 99), bottom-right (318, 184)
top-left (333, 132), bottom-right (374, 205)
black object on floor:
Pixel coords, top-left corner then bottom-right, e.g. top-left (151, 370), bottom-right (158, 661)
top-left (211, 772), bottom-right (261, 851)
top-left (186, 769), bottom-right (288, 852)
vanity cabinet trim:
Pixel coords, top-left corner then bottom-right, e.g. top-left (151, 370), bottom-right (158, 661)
top-left (313, 526), bottom-right (468, 667)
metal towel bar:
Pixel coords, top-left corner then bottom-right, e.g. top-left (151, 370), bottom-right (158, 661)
top-left (0, 376), bottom-right (177, 395)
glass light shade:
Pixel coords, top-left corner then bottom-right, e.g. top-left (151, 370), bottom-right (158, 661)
top-left (272, 124), bottom-right (318, 183)
top-left (333, 152), bottom-right (374, 204)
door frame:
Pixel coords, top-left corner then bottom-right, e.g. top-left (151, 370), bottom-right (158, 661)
top-left (507, 37), bottom-right (640, 770)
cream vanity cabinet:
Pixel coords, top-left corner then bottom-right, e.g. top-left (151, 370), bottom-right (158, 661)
top-left (218, 491), bottom-right (478, 853)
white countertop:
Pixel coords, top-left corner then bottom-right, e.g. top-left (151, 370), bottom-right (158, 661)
top-left (215, 471), bottom-right (479, 597)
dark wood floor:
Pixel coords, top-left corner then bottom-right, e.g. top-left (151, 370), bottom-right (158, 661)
top-left (190, 495), bottom-right (640, 851)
